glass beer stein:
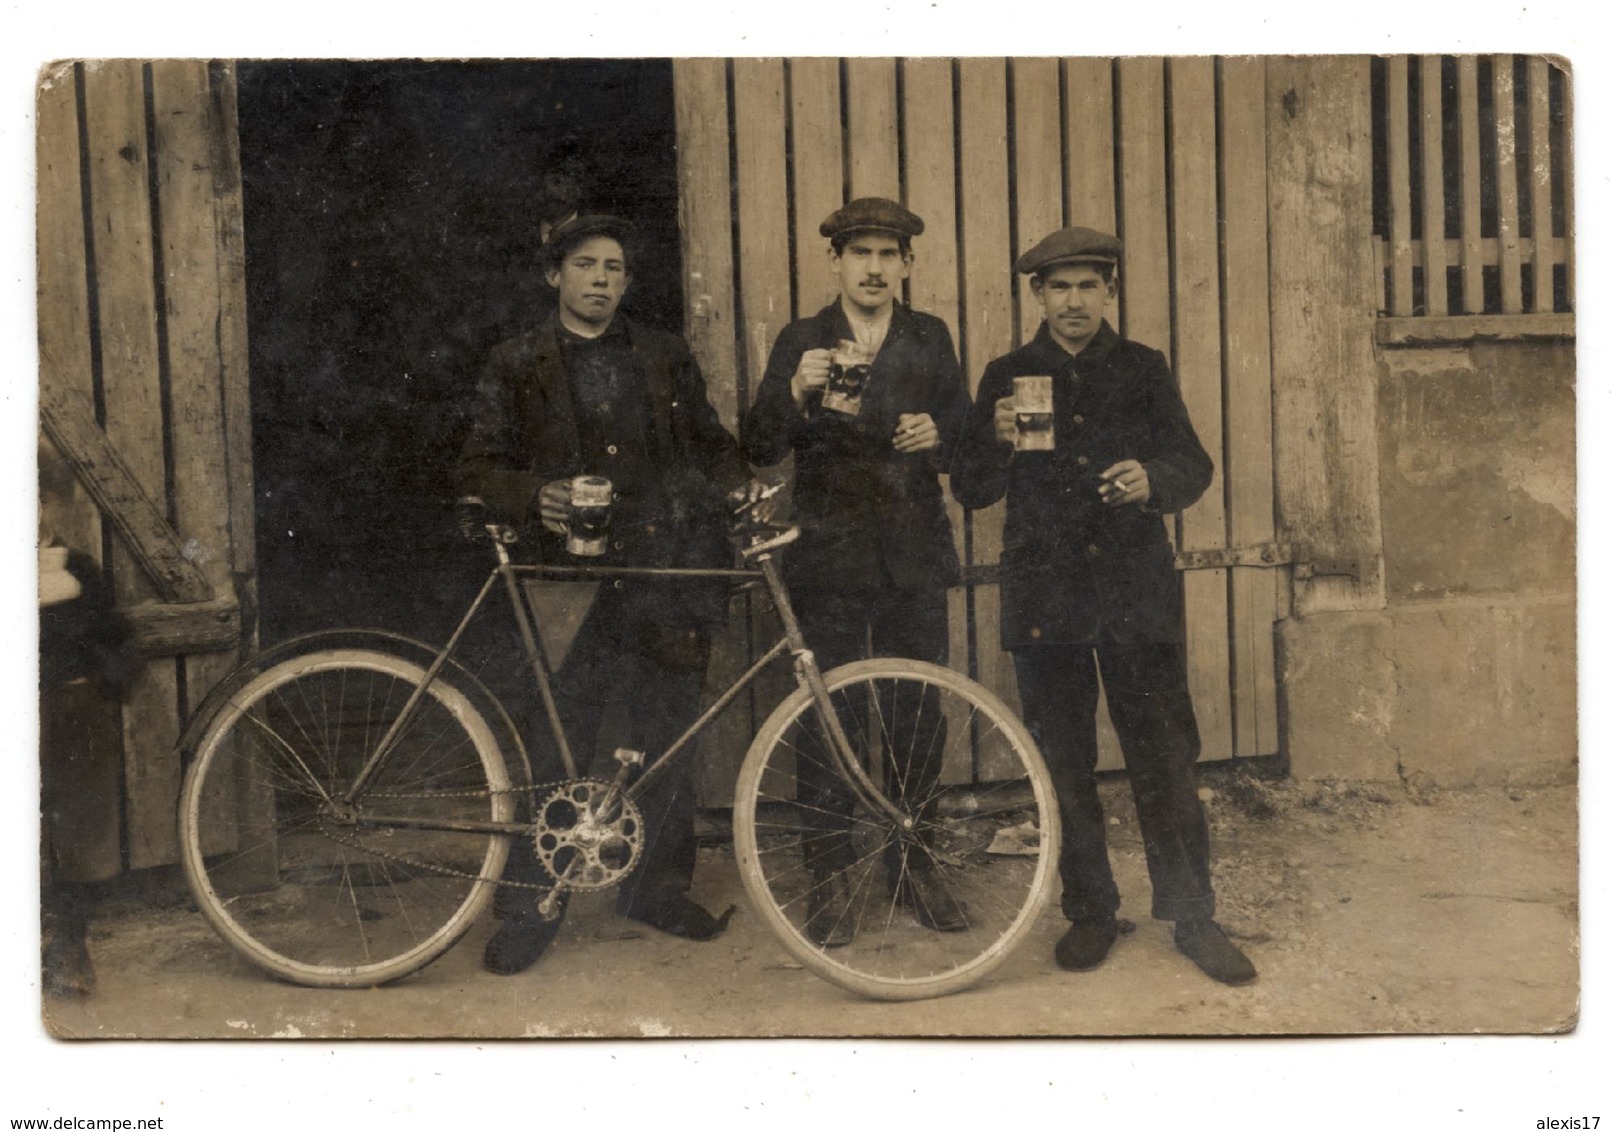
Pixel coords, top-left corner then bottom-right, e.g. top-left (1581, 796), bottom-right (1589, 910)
top-left (1012, 375), bottom-right (1054, 451)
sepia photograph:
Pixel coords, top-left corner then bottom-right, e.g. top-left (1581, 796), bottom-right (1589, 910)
top-left (12, 4), bottom-right (1602, 1123)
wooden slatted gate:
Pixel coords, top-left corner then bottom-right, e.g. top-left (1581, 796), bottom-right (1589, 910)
top-left (37, 60), bottom-right (254, 873)
top-left (676, 57), bottom-right (1282, 800)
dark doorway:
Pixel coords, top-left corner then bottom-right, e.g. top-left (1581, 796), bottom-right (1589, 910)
top-left (236, 60), bottom-right (681, 645)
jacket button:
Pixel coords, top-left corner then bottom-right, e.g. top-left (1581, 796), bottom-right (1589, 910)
top-left (1076, 456), bottom-right (1089, 466)
top-left (613, 579), bottom-right (624, 590)
top-left (607, 444), bottom-right (619, 456)
top-left (612, 540), bottom-right (623, 551)
top-left (1086, 544), bottom-right (1101, 558)
top-left (1072, 414), bottom-right (1084, 425)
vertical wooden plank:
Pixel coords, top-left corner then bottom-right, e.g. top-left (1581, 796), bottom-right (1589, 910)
top-left (1492, 55), bottom-right (1523, 313)
top-left (788, 58), bottom-right (844, 317)
top-left (674, 60), bottom-right (747, 806)
top-left (1456, 57), bottom-right (1475, 312)
top-left (37, 65), bottom-right (124, 880)
top-left (717, 58), bottom-right (798, 805)
top-left (150, 60), bottom-right (241, 859)
top-left (81, 59), bottom-right (185, 868)
top-left (956, 58), bottom-right (1019, 770)
top-left (207, 62), bottom-right (257, 601)
top-left (1559, 63), bottom-right (1574, 310)
top-left (733, 59), bottom-right (794, 403)
top-left (1267, 57), bottom-right (1385, 616)
top-left (902, 57), bottom-right (970, 771)
top-left (675, 60), bottom-right (741, 428)
top-left (1526, 56), bottom-right (1556, 313)
top-left (902, 59), bottom-right (961, 347)
top-left (1011, 58), bottom-right (1063, 347)
top-left (1386, 56), bottom-right (1413, 315)
top-left (150, 62), bottom-right (235, 612)
top-left (1168, 57), bottom-right (1231, 763)
top-left (1419, 55), bottom-right (1449, 315)
top-left (1110, 60), bottom-right (1170, 763)
top-left (1063, 58), bottom-right (1116, 232)
top-left (37, 64), bottom-right (101, 561)
top-left (202, 66), bottom-right (265, 877)
top-left (1115, 58), bottom-right (1170, 355)
top-left (1219, 57), bottom-right (1279, 758)
top-left (1456, 57), bottom-right (1483, 313)
top-left (844, 58), bottom-right (899, 199)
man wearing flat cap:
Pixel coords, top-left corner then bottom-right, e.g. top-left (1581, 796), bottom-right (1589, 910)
top-left (460, 214), bottom-right (763, 975)
top-left (953, 225), bottom-right (1257, 986)
top-left (743, 197), bottom-right (971, 947)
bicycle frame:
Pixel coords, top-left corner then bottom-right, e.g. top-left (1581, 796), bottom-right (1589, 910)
top-left (340, 532), bottom-right (913, 843)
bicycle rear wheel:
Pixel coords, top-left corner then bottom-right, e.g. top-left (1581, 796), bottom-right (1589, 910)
top-left (732, 658), bottom-right (1058, 1000)
top-left (178, 648), bottom-right (514, 987)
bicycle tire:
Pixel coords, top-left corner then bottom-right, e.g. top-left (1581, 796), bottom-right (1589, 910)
top-left (177, 647), bottom-right (514, 987)
top-left (732, 658), bottom-right (1059, 1000)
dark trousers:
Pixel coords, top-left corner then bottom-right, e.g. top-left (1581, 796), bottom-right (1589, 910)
top-left (496, 588), bottom-right (710, 918)
top-left (1013, 640), bottom-right (1215, 924)
top-left (791, 582), bottom-right (950, 873)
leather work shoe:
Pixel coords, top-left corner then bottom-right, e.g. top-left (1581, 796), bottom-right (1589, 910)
top-left (895, 866), bottom-right (968, 932)
top-left (622, 894), bottom-right (730, 941)
top-left (804, 873), bottom-right (855, 948)
top-left (1054, 916), bottom-right (1120, 971)
top-left (1174, 919), bottom-right (1258, 986)
top-left (483, 897), bottom-right (568, 976)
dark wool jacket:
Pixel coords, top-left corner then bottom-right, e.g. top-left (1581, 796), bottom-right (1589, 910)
top-left (457, 312), bottom-right (750, 625)
top-left (952, 320), bottom-right (1213, 648)
top-left (743, 301), bottom-right (969, 594)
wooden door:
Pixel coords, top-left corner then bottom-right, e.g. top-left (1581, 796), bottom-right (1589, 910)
top-left (37, 60), bottom-right (254, 872)
top-left (676, 57), bottom-right (1283, 801)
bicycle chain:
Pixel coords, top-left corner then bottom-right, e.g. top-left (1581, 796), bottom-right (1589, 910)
top-left (315, 777), bottom-right (589, 892)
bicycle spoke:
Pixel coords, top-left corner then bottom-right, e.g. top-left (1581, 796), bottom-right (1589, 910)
top-left (734, 660), bottom-right (1057, 999)
top-left (180, 648), bottom-right (511, 987)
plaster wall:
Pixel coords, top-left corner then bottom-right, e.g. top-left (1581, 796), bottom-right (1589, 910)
top-left (1281, 337), bottom-right (1577, 785)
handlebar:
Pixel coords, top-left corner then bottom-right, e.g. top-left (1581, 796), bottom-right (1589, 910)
top-left (454, 487), bottom-right (796, 558)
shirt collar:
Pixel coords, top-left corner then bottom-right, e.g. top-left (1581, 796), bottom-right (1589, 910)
top-left (1027, 318), bottom-right (1118, 369)
top-left (556, 314), bottom-right (629, 346)
top-left (822, 298), bottom-right (908, 342)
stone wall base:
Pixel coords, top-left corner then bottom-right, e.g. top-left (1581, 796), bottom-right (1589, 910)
top-left (1277, 594), bottom-right (1575, 785)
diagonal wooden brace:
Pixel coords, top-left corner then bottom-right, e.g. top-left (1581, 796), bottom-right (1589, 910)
top-left (40, 385), bottom-right (216, 604)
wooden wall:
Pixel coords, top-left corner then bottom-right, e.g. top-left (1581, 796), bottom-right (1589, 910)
top-left (675, 58), bottom-right (1285, 800)
top-left (37, 60), bottom-right (254, 874)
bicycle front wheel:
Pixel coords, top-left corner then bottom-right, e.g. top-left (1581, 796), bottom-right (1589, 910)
top-left (178, 648), bottom-right (514, 987)
top-left (732, 658), bottom-right (1058, 1000)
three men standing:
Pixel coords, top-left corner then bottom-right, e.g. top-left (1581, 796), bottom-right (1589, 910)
top-left (952, 226), bottom-right (1256, 986)
top-left (460, 196), bottom-right (1254, 987)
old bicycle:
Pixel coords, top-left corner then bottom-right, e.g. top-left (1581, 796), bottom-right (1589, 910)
top-left (175, 495), bottom-right (1059, 1000)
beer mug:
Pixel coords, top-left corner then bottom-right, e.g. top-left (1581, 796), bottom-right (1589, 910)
top-left (823, 339), bottom-right (873, 416)
top-left (566, 475), bottom-right (613, 557)
top-left (1012, 375), bottom-right (1054, 452)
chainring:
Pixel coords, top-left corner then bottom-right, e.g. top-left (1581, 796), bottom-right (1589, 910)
top-left (531, 778), bottom-right (644, 890)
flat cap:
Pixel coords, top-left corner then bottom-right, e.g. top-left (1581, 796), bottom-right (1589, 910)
top-left (819, 197), bottom-right (925, 240)
top-left (544, 213), bottom-right (637, 258)
top-left (1016, 226), bottom-right (1122, 275)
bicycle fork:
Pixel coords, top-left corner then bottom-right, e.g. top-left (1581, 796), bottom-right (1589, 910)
top-left (756, 555), bottom-right (916, 833)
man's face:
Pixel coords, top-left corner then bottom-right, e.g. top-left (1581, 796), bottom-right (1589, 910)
top-left (1031, 263), bottom-right (1115, 353)
top-left (546, 235), bottom-right (629, 330)
top-left (831, 233), bottom-right (911, 316)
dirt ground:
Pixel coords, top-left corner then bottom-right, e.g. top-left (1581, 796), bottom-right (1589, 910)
top-left (40, 768), bottom-right (1579, 1039)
